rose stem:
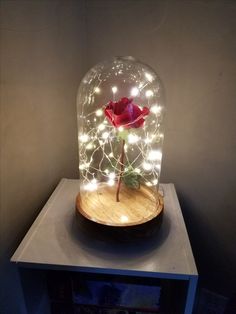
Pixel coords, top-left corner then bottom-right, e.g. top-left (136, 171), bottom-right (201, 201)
top-left (116, 139), bottom-right (125, 202)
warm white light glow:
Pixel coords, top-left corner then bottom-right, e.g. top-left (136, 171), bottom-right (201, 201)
top-left (102, 132), bottom-right (109, 139)
top-left (84, 179), bottom-right (97, 191)
top-left (120, 215), bottom-right (129, 223)
top-left (147, 150), bottom-right (162, 161)
top-left (79, 134), bottom-right (89, 143)
top-left (79, 162), bottom-right (90, 170)
top-left (86, 143), bottom-right (93, 150)
top-left (144, 137), bottom-right (152, 144)
top-left (128, 133), bottom-right (139, 144)
top-left (96, 109), bottom-right (103, 116)
top-left (131, 87), bottom-right (139, 97)
top-left (107, 179), bottom-right (115, 186)
top-left (118, 126), bottom-right (124, 132)
top-left (94, 87), bottom-right (101, 94)
top-left (145, 72), bottom-right (154, 82)
top-left (108, 172), bottom-right (116, 179)
top-left (104, 169), bottom-right (109, 174)
top-left (142, 162), bottom-right (152, 171)
top-left (98, 123), bottom-right (105, 131)
top-left (134, 168), bottom-right (141, 174)
top-left (109, 152), bottom-right (114, 158)
top-left (112, 86), bottom-right (118, 94)
top-left (146, 182), bottom-right (153, 187)
top-left (150, 105), bottom-right (161, 114)
top-left (152, 179), bottom-right (158, 185)
top-left (145, 90), bottom-right (154, 98)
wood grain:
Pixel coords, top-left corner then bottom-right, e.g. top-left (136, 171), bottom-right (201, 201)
top-left (76, 183), bottom-right (164, 227)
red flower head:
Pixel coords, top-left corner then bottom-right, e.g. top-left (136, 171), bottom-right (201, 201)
top-left (104, 97), bottom-right (149, 129)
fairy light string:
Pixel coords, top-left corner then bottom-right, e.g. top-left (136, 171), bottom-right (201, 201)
top-left (79, 96), bottom-right (164, 192)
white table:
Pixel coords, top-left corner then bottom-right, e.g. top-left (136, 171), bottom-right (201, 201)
top-left (11, 179), bottom-right (198, 313)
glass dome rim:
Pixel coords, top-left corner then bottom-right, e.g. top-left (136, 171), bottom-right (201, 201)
top-left (79, 56), bottom-right (164, 87)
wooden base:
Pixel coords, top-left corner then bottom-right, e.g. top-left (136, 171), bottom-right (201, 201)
top-left (76, 183), bottom-right (164, 227)
top-left (75, 208), bottom-right (164, 242)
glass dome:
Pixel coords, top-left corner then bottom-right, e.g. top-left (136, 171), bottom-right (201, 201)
top-left (76, 56), bottom-right (165, 227)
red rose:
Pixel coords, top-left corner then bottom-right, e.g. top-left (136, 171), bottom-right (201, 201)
top-left (104, 97), bottom-right (149, 129)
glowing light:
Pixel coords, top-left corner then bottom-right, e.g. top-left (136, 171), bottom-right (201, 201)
top-left (134, 168), bottom-right (141, 174)
top-left (94, 87), bottom-right (100, 94)
top-left (120, 215), bottom-right (129, 223)
top-left (86, 143), bottom-right (94, 150)
top-left (146, 182), bottom-right (153, 187)
top-left (109, 152), bottom-right (114, 158)
top-left (128, 133), bottom-right (139, 144)
top-left (84, 179), bottom-right (97, 191)
top-left (112, 86), bottom-right (118, 94)
top-left (107, 179), bottom-right (115, 186)
top-left (152, 179), bottom-right (158, 185)
top-left (160, 133), bottom-right (164, 138)
top-left (98, 123), bottom-right (105, 131)
top-left (118, 126), bottom-right (124, 132)
top-left (145, 90), bottom-right (154, 98)
top-left (150, 105), bottom-right (161, 114)
top-left (147, 150), bottom-right (162, 161)
top-left (108, 172), bottom-right (116, 179)
top-left (145, 72), bottom-right (154, 82)
top-left (131, 87), bottom-right (139, 97)
top-left (124, 144), bottom-right (128, 152)
top-left (79, 134), bottom-right (89, 143)
top-left (79, 162), bottom-right (90, 170)
top-left (144, 137), bottom-right (152, 144)
top-left (102, 132), bottom-right (109, 139)
top-left (104, 169), bottom-right (109, 174)
top-left (142, 162), bottom-right (152, 171)
top-left (96, 109), bottom-right (103, 116)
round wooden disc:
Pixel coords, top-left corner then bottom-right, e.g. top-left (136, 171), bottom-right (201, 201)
top-left (76, 183), bottom-right (164, 227)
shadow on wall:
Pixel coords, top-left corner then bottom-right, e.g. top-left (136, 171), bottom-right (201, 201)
top-left (177, 190), bottom-right (236, 297)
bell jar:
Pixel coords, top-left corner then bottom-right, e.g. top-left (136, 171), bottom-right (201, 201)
top-left (76, 56), bottom-right (165, 228)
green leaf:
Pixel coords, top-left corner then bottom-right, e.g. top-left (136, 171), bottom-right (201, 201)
top-left (122, 166), bottom-right (141, 189)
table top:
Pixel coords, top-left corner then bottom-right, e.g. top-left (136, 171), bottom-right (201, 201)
top-left (11, 179), bottom-right (198, 279)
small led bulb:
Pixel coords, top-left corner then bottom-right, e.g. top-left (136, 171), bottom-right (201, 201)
top-left (112, 86), bottom-right (118, 94)
top-left (96, 109), bottom-right (103, 116)
top-left (94, 87), bottom-right (101, 94)
top-left (131, 87), bottom-right (139, 97)
top-left (145, 90), bottom-right (154, 98)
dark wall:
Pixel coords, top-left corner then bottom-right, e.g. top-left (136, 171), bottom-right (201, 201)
top-left (0, 1), bottom-right (86, 313)
top-left (0, 1), bottom-right (236, 313)
top-left (85, 0), bottom-right (236, 295)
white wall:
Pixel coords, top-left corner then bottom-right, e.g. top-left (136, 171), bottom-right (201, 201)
top-left (85, 0), bottom-right (236, 295)
top-left (0, 1), bottom-right (86, 313)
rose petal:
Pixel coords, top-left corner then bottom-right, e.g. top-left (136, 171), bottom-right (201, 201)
top-left (114, 112), bottom-right (132, 128)
top-left (104, 108), bottom-right (116, 127)
top-left (142, 106), bottom-right (150, 116)
top-left (104, 98), bottom-right (149, 129)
